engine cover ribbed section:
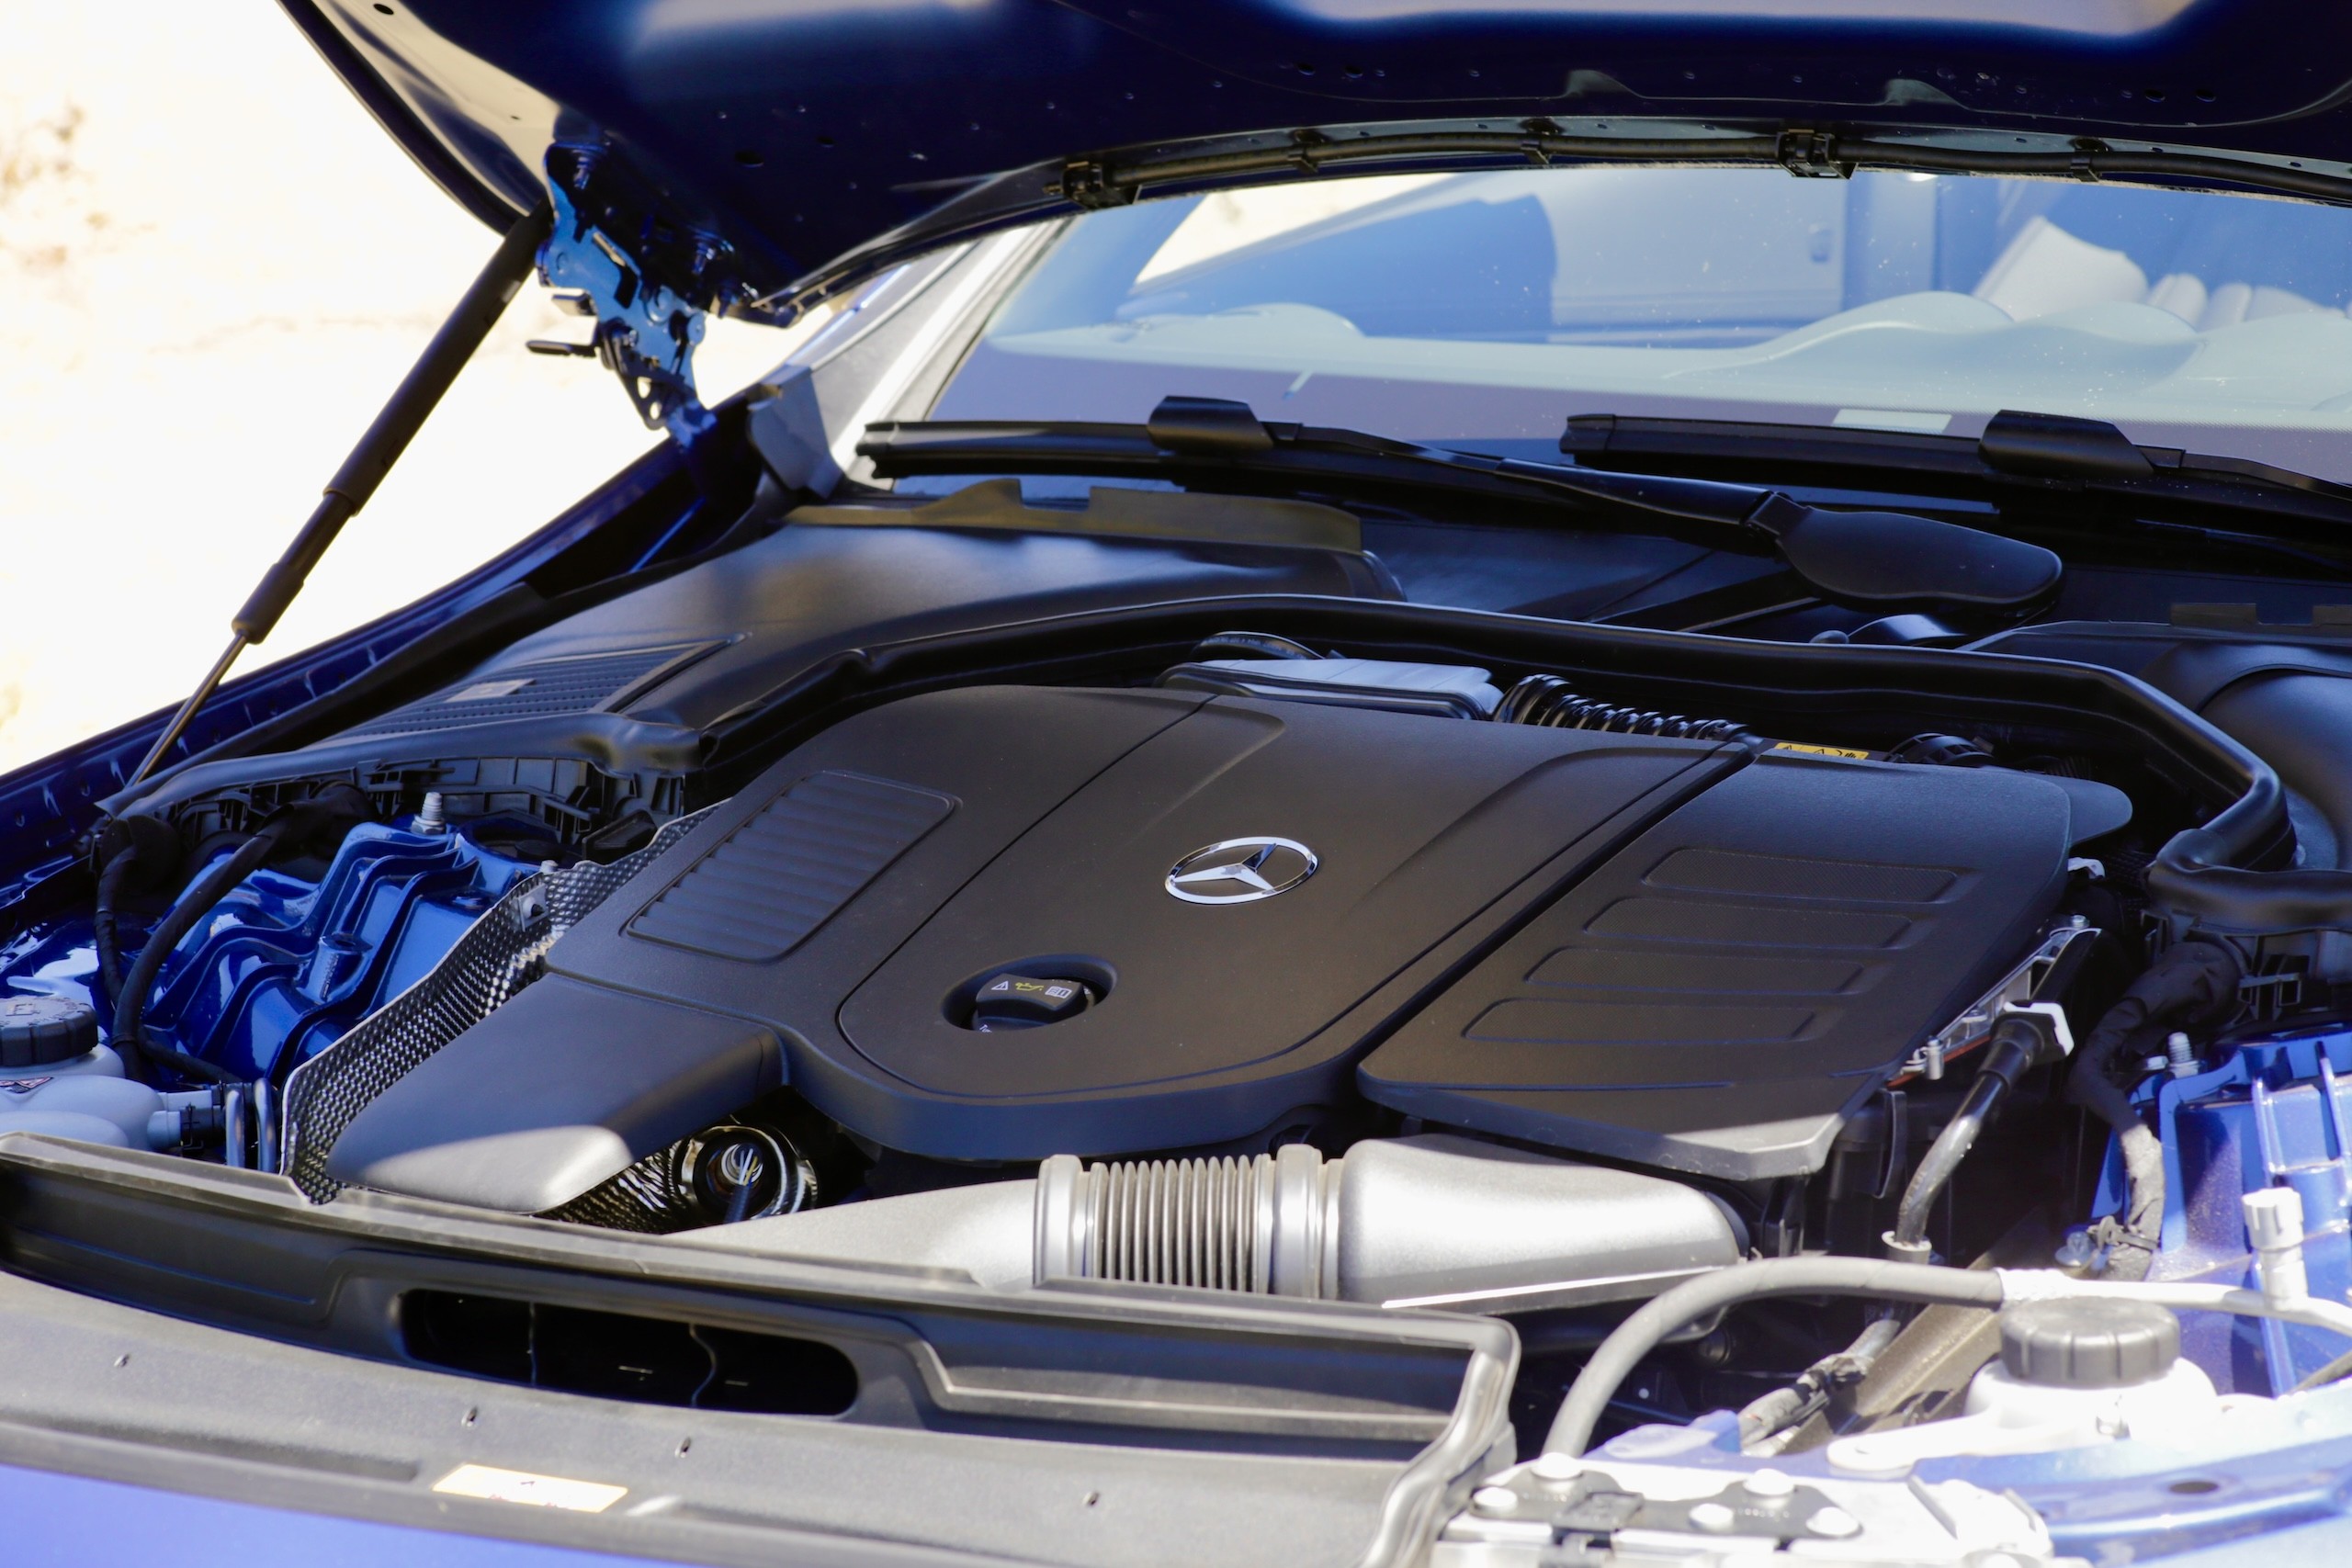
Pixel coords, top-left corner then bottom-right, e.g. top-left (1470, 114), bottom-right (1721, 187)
top-left (625, 771), bottom-right (955, 962)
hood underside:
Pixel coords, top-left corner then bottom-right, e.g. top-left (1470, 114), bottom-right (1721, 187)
top-left (286, 0), bottom-right (2352, 323)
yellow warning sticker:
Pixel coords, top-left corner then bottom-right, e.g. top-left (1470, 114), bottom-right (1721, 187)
top-left (432, 1463), bottom-right (628, 1513)
top-left (1769, 741), bottom-right (1873, 760)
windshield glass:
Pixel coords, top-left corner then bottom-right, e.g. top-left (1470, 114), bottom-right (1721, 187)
top-left (932, 167), bottom-right (2352, 478)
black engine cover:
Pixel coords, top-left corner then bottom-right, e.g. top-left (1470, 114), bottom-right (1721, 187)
top-left (1357, 754), bottom-right (2075, 1177)
top-left (550, 685), bottom-right (1732, 1157)
top-left (330, 685), bottom-right (2075, 1208)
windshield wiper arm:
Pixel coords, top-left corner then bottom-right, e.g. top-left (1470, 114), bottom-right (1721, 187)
top-left (861, 397), bottom-right (2062, 613)
top-left (1566, 408), bottom-right (2352, 541)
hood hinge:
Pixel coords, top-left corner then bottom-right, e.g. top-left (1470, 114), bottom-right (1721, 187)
top-left (533, 181), bottom-right (718, 450)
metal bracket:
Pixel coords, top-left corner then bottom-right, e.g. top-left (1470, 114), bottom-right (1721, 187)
top-left (1054, 157), bottom-right (1135, 209)
top-left (1519, 118), bottom-right (1562, 167)
top-left (1287, 128), bottom-right (1333, 175)
top-left (2237, 958), bottom-right (2309, 1021)
top-left (1777, 129), bottom-right (1853, 178)
top-left (536, 183), bottom-right (716, 448)
top-left (1996, 998), bottom-right (2077, 1066)
top-left (1900, 919), bottom-right (2097, 1082)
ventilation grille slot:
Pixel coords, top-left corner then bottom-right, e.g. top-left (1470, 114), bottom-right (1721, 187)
top-left (401, 1291), bottom-right (857, 1416)
top-left (627, 772), bottom-right (954, 962)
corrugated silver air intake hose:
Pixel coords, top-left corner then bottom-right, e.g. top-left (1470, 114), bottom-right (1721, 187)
top-left (1034, 1143), bottom-right (1338, 1296)
top-left (702, 1134), bottom-right (1746, 1314)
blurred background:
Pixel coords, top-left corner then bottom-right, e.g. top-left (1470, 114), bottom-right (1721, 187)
top-left (0, 4), bottom-right (794, 773)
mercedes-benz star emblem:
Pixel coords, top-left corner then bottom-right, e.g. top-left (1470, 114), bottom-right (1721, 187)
top-left (1165, 837), bottom-right (1318, 904)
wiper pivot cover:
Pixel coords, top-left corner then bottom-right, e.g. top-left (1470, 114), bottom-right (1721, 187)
top-left (1148, 396), bottom-right (1275, 456)
top-left (1980, 409), bottom-right (2156, 483)
top-left (1745, 492), bottom-right (2062, 611)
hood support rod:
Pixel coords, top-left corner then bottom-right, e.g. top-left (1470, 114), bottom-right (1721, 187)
top-left (128, 198), bottom-right (555, 786)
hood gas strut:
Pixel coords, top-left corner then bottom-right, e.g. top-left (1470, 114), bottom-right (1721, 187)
top-left (127, 198), bottom-right (554, 785)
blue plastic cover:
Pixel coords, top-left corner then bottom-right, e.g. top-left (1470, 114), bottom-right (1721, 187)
top-left (2109, 1023), bottom-right (2352, 1395)
top-left (131, 820), bottom-right (538, 1080)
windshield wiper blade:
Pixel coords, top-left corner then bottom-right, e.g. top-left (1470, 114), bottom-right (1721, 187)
top-left (1566, 409), bottom-right (2352, 538)
top-left (862, 397), bottom-right (2062, 612)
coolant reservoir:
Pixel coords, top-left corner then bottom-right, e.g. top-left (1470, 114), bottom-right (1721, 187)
top-left (0, 994), bottom-right (120, 1079)
top-left (0, 998), bottom-right (168, 1147)
top-left (0, 1076), bottom-right (173, 1148)
top-left (1964, 1297), bottom-right (2219, 1438)
top-left (1829, 1297), bottom-right (2223, 1473)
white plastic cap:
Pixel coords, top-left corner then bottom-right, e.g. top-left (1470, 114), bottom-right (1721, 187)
top-left (2245, 1186), bottom-right (2305, 1252)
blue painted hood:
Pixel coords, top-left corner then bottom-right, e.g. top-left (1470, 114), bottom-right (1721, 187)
top-left (288, 0), bottom-right (2352, 320)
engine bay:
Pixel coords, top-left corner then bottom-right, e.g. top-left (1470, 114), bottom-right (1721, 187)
top-left (33, 17), bottom-right (2352, 1549)
top-left (12, 486), bottom-right (2352, 1478)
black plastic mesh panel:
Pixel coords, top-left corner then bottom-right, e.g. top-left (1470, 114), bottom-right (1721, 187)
top-left (339, 644), bottom-right (718, 739)
top-left (279, 807), bottom-right (718, 1201)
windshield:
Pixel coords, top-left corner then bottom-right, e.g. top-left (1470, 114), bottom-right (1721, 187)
top-left (932, 167), bottom-right (2352, 478)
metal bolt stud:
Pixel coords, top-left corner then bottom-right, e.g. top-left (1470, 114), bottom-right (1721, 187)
top-left (1470, 1486), bottom-right (1521, 1517)
top-left (1808, 1506), bottom-right (1861, 1539)
top-left (1688, 1502), bottom-right (1737, 1533)
top-left (1530, 1452), bottom-right (1583, 1483)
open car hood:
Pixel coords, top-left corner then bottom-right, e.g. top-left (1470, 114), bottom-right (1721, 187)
top-left (288, 0), bottom-right (2352, 327)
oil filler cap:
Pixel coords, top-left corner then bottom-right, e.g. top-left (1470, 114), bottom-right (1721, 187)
top-left (972, 975), bottom-right (1095, 1032)
top-left (0, 993), bottom-right (98, 1067)
top-left (1999, 1297), bottom-right (2180, 1389)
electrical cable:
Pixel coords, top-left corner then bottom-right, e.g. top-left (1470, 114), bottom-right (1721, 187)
top-left (2064, 940), bottom-right (2243, 1265)
top-left (1736, 1316), bottom-right (1903, 1451)
top-left (1546, 1258), bottom-right (2004, 1457)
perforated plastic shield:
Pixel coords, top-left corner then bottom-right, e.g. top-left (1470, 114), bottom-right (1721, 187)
top-left (280, 807), bottom-right (716, 1201)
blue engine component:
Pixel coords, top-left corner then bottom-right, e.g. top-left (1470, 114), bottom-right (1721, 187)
top-left (127, 819), bottom-right (537, 1080)
top-left (2105, 1024), bottom-right (2352, 1395)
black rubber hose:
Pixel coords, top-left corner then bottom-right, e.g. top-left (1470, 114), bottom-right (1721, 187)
top-left (1889, 1022), bottom-right (2044, 1254)
top-left (2064, 939), bottom-right (2243, 1259)
top-left (110, 828), bottom-right (286, 1084)
top-left (2146, 761), bottom-right (2352, 928)
top-left (89, 813), bottom-right (182, 1009)
top-left (1545, 1258), bottom-right (2005, 1458)
top-left (92, 847), bottom-right (136, 1006)
top-left (109, 786), bottom-right (370, 1085)
top-left (1890, 1070), bottom-right (2008, 1254)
